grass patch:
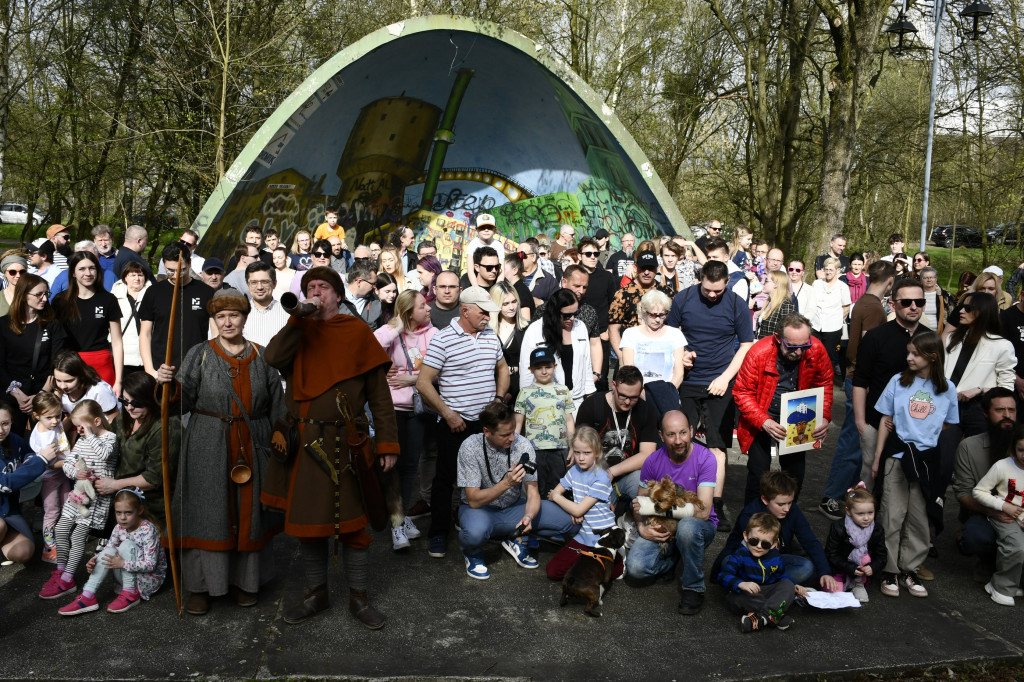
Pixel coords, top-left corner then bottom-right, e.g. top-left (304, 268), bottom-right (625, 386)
top-left (925, 243), bottom-right (1023, 293)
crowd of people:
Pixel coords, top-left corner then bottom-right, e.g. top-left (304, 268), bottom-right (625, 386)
top-left (2, 213), bottom-right (1024, 633)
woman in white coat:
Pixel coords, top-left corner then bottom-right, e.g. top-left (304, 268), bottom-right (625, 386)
top-left (518, 288), bottom-right (594, 414)
top-left (110, 260), bottom-right (151, 376)
top-left (945, 291), bottom-right (1016, 437)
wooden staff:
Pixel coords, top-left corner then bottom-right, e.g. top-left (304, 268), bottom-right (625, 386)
top-left (159, 247), bottom-right (184, 616)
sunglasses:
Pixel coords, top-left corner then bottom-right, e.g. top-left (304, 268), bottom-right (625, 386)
top-left (961, 303), bottom-right (977, 313)
top-left (896, 298), bottom-right (926, 308)
top-left (788, 267), bottom-right (803, 273)
top-left (120, 398), bottom-right (148, 408)
top-left (480, 264), bottom-right (500, 272)
top-left (560, 310), bottom-right (577, 319)
top-left (581, 251), bottom-right (599, 257)
top-left (6, 269), bottom-right (25, 276)
top-left (312, 251), bottom-right (330, 258)
top-left (781, 338), bottom-right (813, 351)
top-left (913, 257), bottom-right (926, 262)
top-left (747, 537), bottom-right (774, 550)
top-left (645, 312), bottom-right (667, 319)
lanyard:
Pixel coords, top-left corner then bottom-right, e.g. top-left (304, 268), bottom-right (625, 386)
top-left (609, 396), bottom-right (632, 454)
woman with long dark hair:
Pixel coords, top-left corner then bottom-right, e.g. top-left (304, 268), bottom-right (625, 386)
top-left (93, 371), bottom-right (179, 534)
top-left (52, 350), bottom-right (119, 421)
top-left (53, 251), bottom-right (124, 393)
top-left (518, 288), bottom-right (594, 411)
top-left (0, 273), bottom-right (67, 435)
top-left (945, 292), bottom-right (1016, 436)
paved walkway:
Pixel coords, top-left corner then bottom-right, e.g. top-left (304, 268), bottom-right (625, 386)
top-left (2, 387), bottom-right (1023, 680)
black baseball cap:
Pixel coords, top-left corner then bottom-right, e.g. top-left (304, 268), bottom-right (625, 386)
top-left (529, 347), bottom-right (556, 368)
top-left (636, 251), bottom-right (658, 271)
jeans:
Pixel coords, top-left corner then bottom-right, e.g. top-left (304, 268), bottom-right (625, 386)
top-left (429, 419), bottom-right (482, 539)
top-left (960, 514), bottom-right (997, 563)
top-left (395, 411), bottom-right (428, 509)
top-left (782, 554), bottom-right (814, 586)
top-left (85, 539), bottom-right (139, 593)
top-left (458, 499), bottom-right (578, 554)
top-left (824, 378), bottom-right (863, 499)
top-left (625, 517), bottom-right (717, 592)
top-left (609, 469), bottom-right (642, 514)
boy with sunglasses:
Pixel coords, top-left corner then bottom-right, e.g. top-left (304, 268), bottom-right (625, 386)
top-left (717, 512), bottom-right (808, 632)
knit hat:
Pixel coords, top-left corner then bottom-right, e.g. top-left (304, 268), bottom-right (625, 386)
top-left (301, 265), bottom-right (345, 297)
top-left (207, 287), bottom-right (251, 316)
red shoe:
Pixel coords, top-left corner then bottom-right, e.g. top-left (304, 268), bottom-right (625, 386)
top-left (39, 573), bottom-right (75, 600)
top-left (107, 589), bottom-right (140, 613)
top-left (58, 593), bottom-right (99, 616)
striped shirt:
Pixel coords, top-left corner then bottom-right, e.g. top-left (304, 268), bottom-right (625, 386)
top-left (423, 319), bottom-right (503, 421)
top-left (560, 465), bottom-right (615, 546)
top-left (243, 299), bottom-right (290, 347)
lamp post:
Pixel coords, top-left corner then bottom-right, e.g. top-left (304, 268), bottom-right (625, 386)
top-left (885, 1), bottom-right (994, 251)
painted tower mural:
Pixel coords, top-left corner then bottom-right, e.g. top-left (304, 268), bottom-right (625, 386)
top-left (193, 16), bottom-right (689, 268)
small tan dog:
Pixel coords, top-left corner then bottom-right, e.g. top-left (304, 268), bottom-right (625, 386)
top-left (643, 475), bottom-right (705, 536)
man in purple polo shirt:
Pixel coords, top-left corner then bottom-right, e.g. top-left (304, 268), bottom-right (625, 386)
top-left (625, 410), bottom-right (718, 616)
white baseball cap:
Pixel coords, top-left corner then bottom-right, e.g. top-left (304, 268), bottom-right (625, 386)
top-left (475, 214), bottom-right (496, 229)
top-left (983, 265), bottom-right (1004, 277)
top-left (460, 286), bottom-right (500, 312)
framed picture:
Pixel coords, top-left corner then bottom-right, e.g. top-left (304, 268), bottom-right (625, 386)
top-left (778, 387), bottom-right (825, 455)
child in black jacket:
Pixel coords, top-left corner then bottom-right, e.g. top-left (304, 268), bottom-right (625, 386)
top-left (824, 485), bottom-right (886, 603)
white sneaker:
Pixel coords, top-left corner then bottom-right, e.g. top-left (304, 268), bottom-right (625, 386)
top-left (391, 525), bottom-right (410, 551)
top-left (402, 516), bottom-right (421, 540)
top-left (851, 583), bottom-right (869, 603)
top-left (985, 581), bottom-right (1015, 607)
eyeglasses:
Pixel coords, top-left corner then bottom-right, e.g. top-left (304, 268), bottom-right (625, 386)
top-left (581, 251), bottom-right (599, 257)
top-left (312, 251), bottom-right (330, 258)
top-left (120, 397), bottom-right (148, 408)
top-left (560, 310), bottom-right (577, 319)
top-left (747, 537), bottom-right (774, 550)
top-left (788, 267), bottom-right (803, 273)
top-left (6, 269), bottom-right (25, 276)
top-left (645, 312), bottom-right (667, 319)
top-left (248, 280), bottom-right (272, 288)
top-left (27, 290), bottom-right (49, 299)
top-left (896, 298), bottom-right (926, 308)
top-left (780, 337), bottom-right (812, 351)
top-left (480, 264), bottom-right (500, 272)
top-left (615, 389), bottom-right (642, 403)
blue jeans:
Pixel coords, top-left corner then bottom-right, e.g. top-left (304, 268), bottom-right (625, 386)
top-left (625, 517), bottom-right (716, 592)
top-left (609, 469), bottom-right (642, 511)
top-left (85, 540), bottom-right (138, 593)
top-left (782, 554), bottom-right (814, 586)
top-left (960, 514), bottom-right (997, 562)
top-left (458, 499), bottom-right (578, 554)
top-left (824, 378), bottom-right (863, 499)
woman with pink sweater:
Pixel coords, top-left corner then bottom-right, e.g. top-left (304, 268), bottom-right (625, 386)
top-left (373, 289), bottom-right (437, 550)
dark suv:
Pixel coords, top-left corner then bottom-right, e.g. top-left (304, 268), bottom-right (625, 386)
top-left (987, 223), bottom-right (1022, 246)
top-left (930, 225), bottom-right (982, 248)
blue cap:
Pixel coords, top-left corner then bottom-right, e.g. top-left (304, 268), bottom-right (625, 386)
top-left (529, 346), bottom-right (556, 368)
top-left (202, 257), bottom-right (225, 273)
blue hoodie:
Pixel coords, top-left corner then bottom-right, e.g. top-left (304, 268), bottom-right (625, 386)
top-left (0, 433), bottom-right (46, 519)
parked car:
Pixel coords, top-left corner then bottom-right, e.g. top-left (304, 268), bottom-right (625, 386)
top-left (987, 223), bottom-right (1022, 246)
top-left (0, 202), bottom-right (45, 225)
top-left (930, 225), bottom-right (982, 248)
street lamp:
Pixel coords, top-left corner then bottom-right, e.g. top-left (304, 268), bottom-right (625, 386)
top-left (885, 10), bottom-right (919, 56)
top-left (887, 0), bottom-right (995, 251)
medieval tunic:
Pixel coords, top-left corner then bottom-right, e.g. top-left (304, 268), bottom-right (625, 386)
top-left (262, 315), bottom-right (399, 546)
top-left (172, 339), bottom-right (286, 595)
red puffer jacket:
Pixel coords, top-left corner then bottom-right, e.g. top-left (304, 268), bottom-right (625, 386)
top-left (733, 335), bottom-right (834, 453)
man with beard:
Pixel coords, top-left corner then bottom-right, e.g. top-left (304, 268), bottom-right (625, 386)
top-left (952, 387), bottom-right (1018, 582)
top-left (91, 224), bottom-right (118, 275)
top-left (46, 224), bottom-right (72, 272)
top-left (605, 233), bottom-right (636, 280)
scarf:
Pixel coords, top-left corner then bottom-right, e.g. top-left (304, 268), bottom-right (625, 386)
top-left (844, 514), bottom-right (874, 567)
top-left (290, 315), bottom-right (392, 401)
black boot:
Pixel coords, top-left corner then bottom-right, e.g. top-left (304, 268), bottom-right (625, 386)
top-left (714, 497), bottom-right (731, 533)
top-left (283, 584), bottom-right (330, 624)
top-left (349, 589), bottom-right (385, 629)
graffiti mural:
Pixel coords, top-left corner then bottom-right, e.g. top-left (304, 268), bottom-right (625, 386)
top-left (193, 16), bottom-right (689, 263)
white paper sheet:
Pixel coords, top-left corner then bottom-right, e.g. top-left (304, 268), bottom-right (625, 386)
top-left (804, 590), bottom-right (861, 609)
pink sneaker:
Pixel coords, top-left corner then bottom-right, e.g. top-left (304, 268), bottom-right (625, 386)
top-left (58, 593), bottom-right (98, 616)
top-left (107, 589), bottom-right (140, 613)
top-left (39, 573), bottom-right (75, 600)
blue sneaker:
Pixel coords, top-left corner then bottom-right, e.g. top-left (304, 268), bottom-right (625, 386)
top-left (527, 535), bottom-right (540, 550)
top-left (464, 552), bottom-right (490, 580)
top-left (502, 538), bottom-right (539, 569)
top-left (427, 535), bottom-right (447, 558)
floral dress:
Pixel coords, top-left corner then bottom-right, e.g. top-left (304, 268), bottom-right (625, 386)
top-left (109, 519), bottom-right (167, 599)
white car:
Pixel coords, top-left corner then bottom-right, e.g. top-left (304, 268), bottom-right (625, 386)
top-left (0, 202), bottom-right (45, 224)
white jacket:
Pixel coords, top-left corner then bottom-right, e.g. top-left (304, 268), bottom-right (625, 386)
top-left (518, 318), bottom-right (595, 410)
top-left (111, 279), bottom-right (151, 368)
top-left (945, 333), bottom-right (1016, 393)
